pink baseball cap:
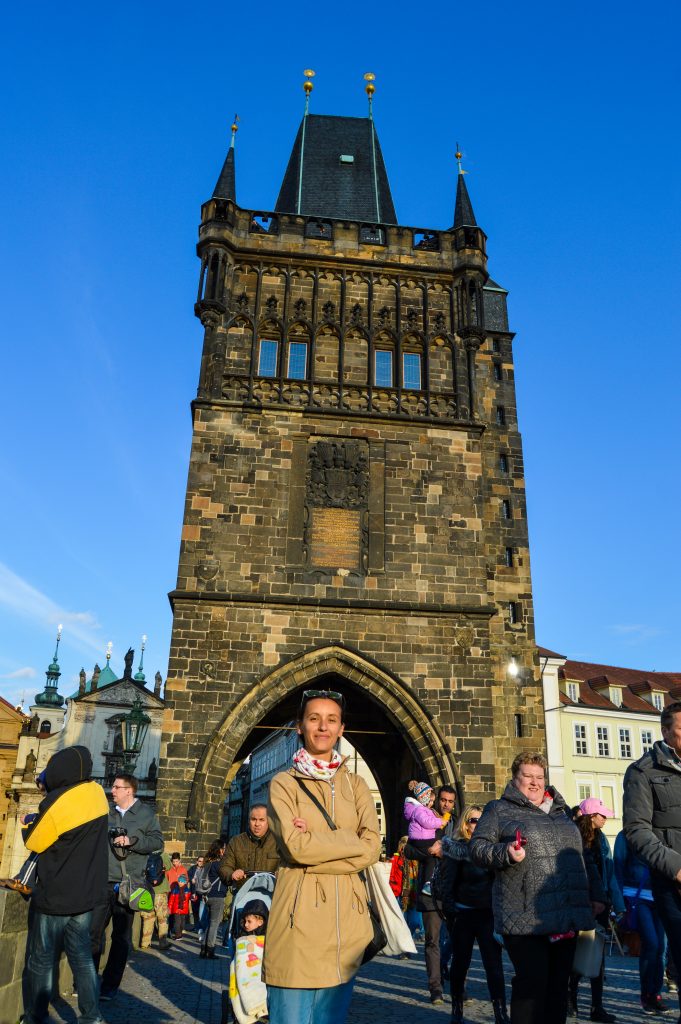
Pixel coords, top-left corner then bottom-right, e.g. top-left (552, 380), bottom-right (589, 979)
top-left (579, 797), bottom-right (614, 818)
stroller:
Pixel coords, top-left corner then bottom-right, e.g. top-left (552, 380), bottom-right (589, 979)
top-left (223, 872), bottom-right (276, 1024)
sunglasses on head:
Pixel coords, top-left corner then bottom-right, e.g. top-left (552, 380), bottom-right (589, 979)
top-left (300, 688), bottom-right (346, 708)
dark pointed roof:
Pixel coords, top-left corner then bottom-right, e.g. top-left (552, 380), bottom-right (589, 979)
top-left (213, 147), bottom-right (236, 202)
top-left (275, 114), bottom-right (397, 224)
top-left (453, 172), bottom-right (477, 228)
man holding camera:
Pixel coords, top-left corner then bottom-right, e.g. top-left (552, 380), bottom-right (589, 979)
top-left (90, 773), bottom-right (164, 1000)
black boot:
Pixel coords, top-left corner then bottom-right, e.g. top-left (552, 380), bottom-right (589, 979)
top-left (450, 992), bottom-right (464, 1024)
top-left (207, 946), bottom-right (216, 959)
top-left (199, 943), bottom-right (207, 958)
top-left (492, 998), bottom-right (510, 1024)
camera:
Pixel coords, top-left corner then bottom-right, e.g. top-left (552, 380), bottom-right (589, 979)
top-left (108, 826), bottom-right (127, 841)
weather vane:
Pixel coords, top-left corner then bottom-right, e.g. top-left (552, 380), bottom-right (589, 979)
top-left (455, 142), bottom-right (467, 175)
top-left (230, 113), bottom-right (239, 149)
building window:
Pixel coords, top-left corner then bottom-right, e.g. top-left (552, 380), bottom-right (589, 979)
top-left (258, 339), bottom-right (278, 377)
top-left (375, 349), bottom-right (393, 387)
top-left (567, 682), bottom-right (579, 702)
top-left (402, 352), bottom-right (422, 390)
top-left (496, 405), bottom-right (506, 426)
top-left (514, 713), bottom-right (524, 738)
top-left (641, 729), bottom-right (654, 753)
top-left (619, 728), bottom-right (632, 759)
top-left (493, 361), bottom-right (503, 382)
top-left (505, 547), bottom-right (514, 567)
top-left (499, 452), bottom-right (509, 474)
top-left (502, 499), bottom-right (511, 520)
top-left (578, 782), bottom-right (592, 801)
top-left (597, 726), bottom-right (610, 757)
top-left (508, 601), bottom-right (519, 624)
top-left (287, 341), bottom-right (307, 380)
top-left (492, 339), bottom-right (501, 353)
top-left (609, 687), bottom-right (622, 707)
top-left (652, 692), bottom-right (664, 711)
top-left (40, 720), bottom-right (51, 734)
top-left (574, 724), bottom-right (588, 756)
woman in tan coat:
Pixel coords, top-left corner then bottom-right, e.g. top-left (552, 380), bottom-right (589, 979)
top-left (264, 689), bottom-right (381, 1024)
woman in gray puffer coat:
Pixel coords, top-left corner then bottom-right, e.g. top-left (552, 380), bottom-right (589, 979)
top-left (469, 752), bottom-right (605, 1024)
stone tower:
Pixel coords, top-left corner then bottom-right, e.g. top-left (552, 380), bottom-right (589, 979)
top-left (157, 93), bottom-right (543, 850)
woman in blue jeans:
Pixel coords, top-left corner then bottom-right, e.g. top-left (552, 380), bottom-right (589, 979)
top-left (614, 829), bottom-right (669, 1015)
top-left (264, 690), bottom-right (381, 1024)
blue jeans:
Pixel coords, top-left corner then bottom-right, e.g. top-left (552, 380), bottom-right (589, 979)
top-left (637, 900), bottom-right (667, 998)
top-left (268, 980), bottom-right (355, 1024)
top-left (24, 910), bottom-right (100, 1024)
top-left (652, 882), bottom-right (681, 1011)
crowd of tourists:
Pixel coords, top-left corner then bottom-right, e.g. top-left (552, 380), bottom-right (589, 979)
top-left (4, 692), bottom-right (681, 1024)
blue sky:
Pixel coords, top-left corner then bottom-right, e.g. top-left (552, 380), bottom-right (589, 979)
top-left (1, 1), bottom-right (680, 708)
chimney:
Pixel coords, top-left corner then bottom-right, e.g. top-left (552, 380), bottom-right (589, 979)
top-left (154, 671), bottom-right (162, 697)
top-left (78, 668), bottom-right (87, 696)
top-left (91, 663), bottom-right (100, 693)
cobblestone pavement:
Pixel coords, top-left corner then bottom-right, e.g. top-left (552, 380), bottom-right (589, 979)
top-left (48, 929), bottom-right (672, 1024)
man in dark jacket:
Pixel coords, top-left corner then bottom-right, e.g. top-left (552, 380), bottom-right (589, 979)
top-left (90, 773), bottom-right (163, 1000)
top-left (218, 804), bottom-right (279, 886)
top-left (22, 745), bottom-right (109, 1024)
top-left (624, 702), bottom-right (681, 1017)
top-left (404, 784), bottom-right (456, 1005)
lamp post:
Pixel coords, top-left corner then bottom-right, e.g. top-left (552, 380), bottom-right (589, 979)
top-left (119, 695), bottom-right (151, 773)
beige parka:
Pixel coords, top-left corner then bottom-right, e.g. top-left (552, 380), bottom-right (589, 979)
top-left (263, 762), bottom-right (381, 989)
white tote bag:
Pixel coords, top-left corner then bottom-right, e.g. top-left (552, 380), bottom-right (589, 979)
top-left (364, 862), bottom-right (417, 957)
top-left (572, 928), bottom-right (606, 978)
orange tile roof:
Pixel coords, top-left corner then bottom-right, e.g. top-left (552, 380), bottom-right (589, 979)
top-left (556, 656), bottom-right (680, 715)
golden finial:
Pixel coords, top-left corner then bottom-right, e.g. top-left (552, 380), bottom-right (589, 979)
top-left (303, 69), bottom-right (315, 114)
top-left (364, 72), bottom-right (376, 98)
top-left (455, 142), bottom-right (466, 175)
top-left (230, 113), bottom-right (239, 149)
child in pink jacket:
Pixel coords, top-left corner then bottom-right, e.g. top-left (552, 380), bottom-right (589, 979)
top-left (403, 780), bottom-right (451, 897)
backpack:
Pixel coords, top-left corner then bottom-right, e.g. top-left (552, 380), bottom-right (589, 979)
top-left (145, 852), bottom-right (166, 888)
top-left (194, 864), bottom-right (216, 895)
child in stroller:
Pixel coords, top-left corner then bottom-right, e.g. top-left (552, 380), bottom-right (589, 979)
top-left (226, 873), bottom-right (275, 1024)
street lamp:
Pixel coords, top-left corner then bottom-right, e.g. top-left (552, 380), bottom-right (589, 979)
top-left (120, 695), bottom-right (151, 772)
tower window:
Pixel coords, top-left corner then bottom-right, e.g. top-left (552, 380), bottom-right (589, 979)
top-left (287, 342), bottom-right (308, 380)
top-left (493, 362), bottom-right (503, 382)
top-left (496, 406), bottom-right (506, 426)
top-left (258, 339), bottom-right (278, 377)
top-left (508, 601), bottom-right (519, 624)
top-left (514, 714), bottom-right (524, 738)
top-left (492, 339), bottom-right (501, 353)
top-left (402, 352), bottom-right (422, 390)
top-left (505, 547), bottom-right (514, 567)
top-left (502, 499), bottom-right (511, 520)
top-left (40, 720), bottom-right (51, 735)
top-left (375, 350), bottom-right (393, 387)
top-left (499, 452), bottom-right (509, 474)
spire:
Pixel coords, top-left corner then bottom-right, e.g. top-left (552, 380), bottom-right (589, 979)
top-left (134, 634), bottom-right (147, 683)
top-left (212, 115), bottom-right (239, 201)
top-left (35, 624), bottom-right (65, 707)
top-left (453, 144), bottom-right (478, 229)
top-left (97, 641), bottom-right (117, 687)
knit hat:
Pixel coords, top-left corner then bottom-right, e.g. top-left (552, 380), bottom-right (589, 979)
top-left (408, 780), bottom-right (433, 806)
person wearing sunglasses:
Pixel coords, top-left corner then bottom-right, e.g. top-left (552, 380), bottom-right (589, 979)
top-left (263, 689), bottom-right (381, 1024)
top-left (430, 805), bottom-right (509, 1023)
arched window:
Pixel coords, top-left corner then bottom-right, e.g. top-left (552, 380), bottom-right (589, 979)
top-left (39, 720), bottom-right (51, 735)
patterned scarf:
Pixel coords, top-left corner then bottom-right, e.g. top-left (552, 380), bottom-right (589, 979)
top-left (292, 746), bottom-right (343, 780)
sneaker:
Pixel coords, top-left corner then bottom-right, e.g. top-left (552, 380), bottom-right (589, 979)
top-left (430, 992), bottom-right (444, 1005)
top-left (642, 994), bottom-right (670, 1015)
top-left (99, 988), bottom-right (117, 1002)
top-left (590, 1009), bottom-right (616, 1023)
top-left (421, 882), bottom-right (432, 897)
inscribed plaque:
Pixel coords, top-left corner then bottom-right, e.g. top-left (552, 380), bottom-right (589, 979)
top-left (309, 508), bottom-right (361, 569)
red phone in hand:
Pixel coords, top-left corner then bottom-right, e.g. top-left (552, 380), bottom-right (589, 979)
top-left (514, 829), bottom-right (527, 851)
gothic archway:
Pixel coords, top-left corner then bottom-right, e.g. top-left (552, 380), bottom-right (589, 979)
top-left (184, 644), bottom-right (461, 850)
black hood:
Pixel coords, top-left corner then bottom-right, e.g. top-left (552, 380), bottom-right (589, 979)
top-left (44, 746), bottom-right (93, 792)
top-left (239, 898), bottom-right (269, 934)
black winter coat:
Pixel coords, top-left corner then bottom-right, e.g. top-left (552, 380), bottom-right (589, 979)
top-left (623, 741), bottom-right (681, 887)
top-left (440, 837), bottom-right (493, 913)
top-left (469, 782), bottom-right (600, 936)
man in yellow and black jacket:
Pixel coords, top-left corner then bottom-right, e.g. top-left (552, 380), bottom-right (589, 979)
top-left (22, 745), bottom-right (108, 1024)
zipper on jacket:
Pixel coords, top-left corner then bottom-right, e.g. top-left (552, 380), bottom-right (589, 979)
top-left (331, 779), bottom-right (342, 983)
top-left (289, 870), bottom-right (306, 929)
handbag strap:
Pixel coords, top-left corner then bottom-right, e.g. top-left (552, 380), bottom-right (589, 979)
top-left (294, 777), bottom-right (368, 885)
